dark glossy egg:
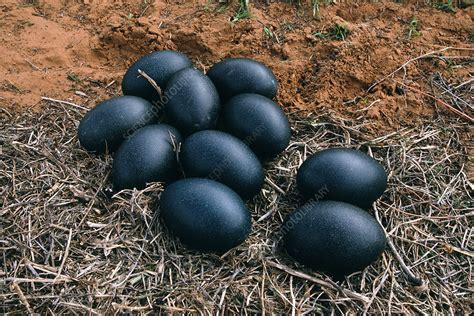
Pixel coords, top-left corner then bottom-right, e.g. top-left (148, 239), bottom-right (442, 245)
top-left (112, 124), bottom-right (182, 191)
top-left (207, 58), bottom-right (278, 101)
top-left (122, 50), bottom-right (192, 103)
top-left (180, 130), bottom-right (264, 199)
top-left (221, 93), bottom-right (290, 160)
top-left (283, 200), bottom-right (387, 275)
top-left (160, 178), bottom-right (251, 252)
top-left (164, 68), bottom-right (220, 136)
top-left (78, 96), bottom-right (157, 154)
top-left (297, 148), bottom-right (387, 209)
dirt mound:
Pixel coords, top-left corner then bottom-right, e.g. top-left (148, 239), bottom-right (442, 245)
top-left (1, 1), bottom-right (472, 132)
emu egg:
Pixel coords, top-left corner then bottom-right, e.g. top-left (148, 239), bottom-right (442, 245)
top-left (180, 130), bottom-right (264, 199)
top-left (112, 124), bottom-right (182, 191)
top-left (207, 58), bottom-right (278, 101)
top-left (160, 178), bottom-right (251, 252)
top-left (221, 93), bottom-right (290, 160)
top-left (78, 96), bottom-right (157, 154)
top-left (283, 200), bottom-right (387, 275)
top-left (122, 50), bottom-right (192, 102)
top-left (164, 68), bottom-right (220, 136)
top-left (297, 148), bottom-right (387, 208)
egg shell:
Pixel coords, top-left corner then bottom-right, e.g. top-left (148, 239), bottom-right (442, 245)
top-left (207, 58), bottom-right (278, 101)
top-left (180, 130), bottom-right (264, 199)
top-left (297, 148), bottom-right (387, 209)
top-left (160, 178), bottom-right (251, 252)
top-left (164, 68), bottom-right (220, 136)
top-left (78, 96), bottom-right (157, 154)
top-left (122, 50), bottom-right (192, 103)
top-left (221, 93), bottom-right (290, 160)
top-left (283, 200), bottom-right (387, 275)
top-left (112, 124), bottom-right (182, 191)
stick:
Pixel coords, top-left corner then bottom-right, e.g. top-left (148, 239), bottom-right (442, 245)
top-left (60, 302), bottom-right (100, 315)
top-left (24, 59), bottom-right (42, 71)
top-left (374, 207), bottom-right (424, 286)
top-left (394, 80), bottom-right (474, 122)
top-left (56, 228), bottom-right (72, 280)
top-left (4, 277), bottom-right (72, 283)
top-left (453, 78), bottom-right (473, 90)
top-left (112, 303), bottom-right (150, 311)
top-left (10, 282), bottom-right (34, 314)
top-left (265, 177), bottom-right (286, 194)
top-left (443, 243), bottom-right (474, 258)
top-left (137, 69), bottom-right (163, 97)
top-left (41, 97), bottom-right (89, 111)
top-left (386, 238), bottom-right (423, 286)
top-left (265, 260), bottom-right (370, 304)
top-left (367, 47), bottom-right (473, 92)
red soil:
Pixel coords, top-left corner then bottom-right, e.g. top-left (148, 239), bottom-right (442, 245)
top-left (1, 0), bottom-right (472, 133)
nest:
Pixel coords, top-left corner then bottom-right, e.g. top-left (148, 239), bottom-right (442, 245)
top-left (1, 91), bottom-right (472, 314)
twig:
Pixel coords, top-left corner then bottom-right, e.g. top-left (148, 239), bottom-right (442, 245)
top-left (112, 303), bottom-right (151, 311)
top-left (432, 75), bottom-right (472, 111)
top-left (386, 238), bottom-right (424, 286)
top-left (139, 4), bottom-right (151, 17)
top-left (442, 243), bottom-right (474, 258)
top-left (4, 277), bottom-right (72, 283)
top-left (453, 78), bottom-right (473, 90)
top-left (41, 96), bottom-right (89, 111)
top-left (75, 180), bottom-right (107, 234)
top-left (105, 80), bottom-right (116, 88)
top-left (10, 282), bottom-right (34, 314)
top-left (56, 228), bottom-right (72, 280)
top-left (257, 207), bottom-right (275, 222)
top-left (355, 99), bottom-right (381, 112)
top-left (24, 59), bottom-right (42, 71)
top-left (265, 260), bottom-right (370, 304)
top-left (0, 105), bottom-right (12, 117)
top-left (367, 47), bottom-right (473, 92)
top-left (60, 302), bottom-right (99, 315)
top-left (265, 177), bottom-right (286, 194)
top-left (363, 271), bottom-right (390, 314)
top-left (156, 305), bottom-right (197, 312)
top-left (374, 207), bottom-right (424, 286)
top-left (137, 69), bottom-right (163, 98)
top-left (394, 80), bottom-right (474, 122)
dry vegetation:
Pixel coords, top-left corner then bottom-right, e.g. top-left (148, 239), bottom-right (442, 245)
top-left (1, 77), bottom-right (472, 313)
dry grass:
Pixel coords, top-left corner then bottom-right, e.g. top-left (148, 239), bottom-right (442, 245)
top-left (1, 86), bottom-right (472, 314)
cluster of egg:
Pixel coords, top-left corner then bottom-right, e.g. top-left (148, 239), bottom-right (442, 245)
top-left (78, 50), bottom-right (388, 276)
top-left (78, 51), bottom-right (290, 252)
top-left (287, 148), bottom-right (388, 276)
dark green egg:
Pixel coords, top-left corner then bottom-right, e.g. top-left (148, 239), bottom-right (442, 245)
top-left (221, 93), bottom-right (290, 160)
top-left (160, 178), bottom-right (251, 253)
top-left (297, 148), bottom-right (387, 209)
top-left (112, 124), bottom-right (182, 191)
top-left (122, 50), bottom-right (192, 103)
top-left (207, 58), bottom-right (278, 101)
top-left (164, 68), bottom-right (220, 136)
top-left (180, 130), bottom-right (264, 199)
top-left (78, 96), bottom-right (157, 154)
top-left (283, 200), bottom-right (387, 276)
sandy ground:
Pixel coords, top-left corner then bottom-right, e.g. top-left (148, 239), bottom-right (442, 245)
top-left (1, 1), bottom-right (472, 127)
